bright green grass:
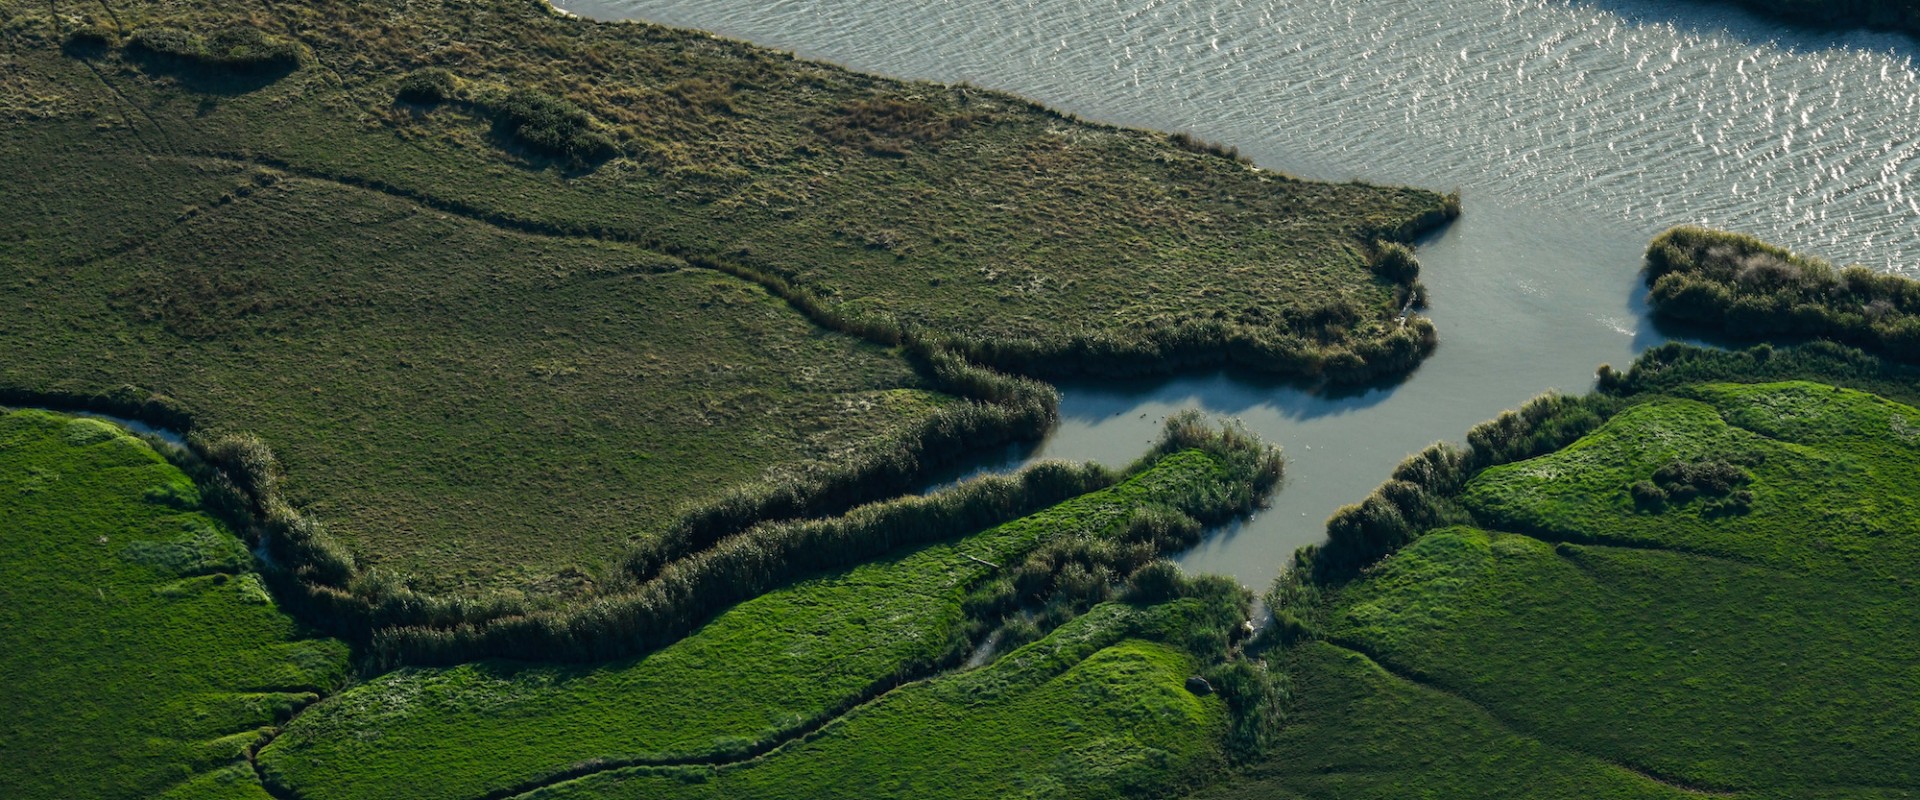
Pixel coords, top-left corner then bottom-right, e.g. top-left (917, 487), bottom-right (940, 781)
top-left (4, 0), bottom-right (1445, 593)
top-left (1202, 381), bottom-right (1920, 798)
top-left (1466, 382), bottom-right (1920, 577)
top-left (1188, 642), bottom-right (1704, 800)
top-left (0, 410), bottom-right (348, 800)
top-left (523, 598), bottom-right (1233, 800)
top-left (259, 449), bottom-right (1231, 800)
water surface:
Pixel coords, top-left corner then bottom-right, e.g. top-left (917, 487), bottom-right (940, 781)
top-left (558, 0), bottom-right (1920, 587)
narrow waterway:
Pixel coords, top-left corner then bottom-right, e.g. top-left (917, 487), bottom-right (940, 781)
top-left (559, 0), bottom-right (1920, 587)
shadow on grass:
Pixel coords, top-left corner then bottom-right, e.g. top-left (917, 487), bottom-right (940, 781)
top-left (126, 53), bottom-right (300, 96)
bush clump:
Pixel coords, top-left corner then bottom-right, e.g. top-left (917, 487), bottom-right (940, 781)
top-left (1628, 456), bottom-right (1755, 516)
top-left (1370, 240), bottom-right (1421, 284)
top-left (1169, 130), bottom-right (1250, 164)
top-left (489, 89), bottom-right (618, 165)
top-left (1645, 225), bottom-right (1920, 361)
top-left (395, 68), bottom-right (456, 105)
top-left (126, 25), bottom-right (299, 73)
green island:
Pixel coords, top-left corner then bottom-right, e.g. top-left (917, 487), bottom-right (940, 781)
top-left (8, 0), bottom-right (1920, 796)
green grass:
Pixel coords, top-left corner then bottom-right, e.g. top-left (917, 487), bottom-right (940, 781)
top-left (0, 409), bottom-right (348, 800)
top-left (259, 449), bottom-right (1237, 800)
top-left (1, 0), bottom-right (1447, 603)
top-left (521, 597), bottom-right (1238, 800)
top-left (1224, 380), bottom-right (1920, 798)
top-left (1189, 642), bottom-right (1701, 800)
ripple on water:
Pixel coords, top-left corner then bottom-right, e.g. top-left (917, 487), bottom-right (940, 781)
top-left (564, 0), bottom-right (1920, 270)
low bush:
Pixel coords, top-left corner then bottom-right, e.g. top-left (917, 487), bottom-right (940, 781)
top-left (1651, 457), bottom-right (1750, 501)
top-left (395, 68), bottom-right (456, 105)
top-left (1170, 130), bottom-right (1251, 164)
top-left (488, 88), bottom-right (618, 164)
top-left (126, 25), bottom-right (299, 73)
top-left (1370, 240), bottom-right (1421, 284)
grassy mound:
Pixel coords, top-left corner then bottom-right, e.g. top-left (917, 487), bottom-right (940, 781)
top-left (1218, 363), bottom-right (1920, 798)
top-left (126, 25), bottom-right (299, 73)
top-left (259, 429), bottom-right (1270, 800)
top-left (0, 410), bottom-right (347, 800)
top-left (522, 593), bottom-right (1246, 800)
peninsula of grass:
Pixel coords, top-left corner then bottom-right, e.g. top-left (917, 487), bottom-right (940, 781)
top-left (521, 591), bottom-right (1248, 800)
top-left (0, 409), bottom-right (348, 800)
top-left (259, 420), bottom-right (1277, 800)
top-left (1645, 225), bottom-right (1920, 358)
top-left (1207, 339), bottom-right (1920, 797)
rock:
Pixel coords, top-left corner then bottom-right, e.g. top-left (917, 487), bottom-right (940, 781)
top-left (1185, 676), bottom-right (1213, 696)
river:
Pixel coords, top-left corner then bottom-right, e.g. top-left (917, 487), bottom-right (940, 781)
top-left (557, 0), bottom-right (1920, 588)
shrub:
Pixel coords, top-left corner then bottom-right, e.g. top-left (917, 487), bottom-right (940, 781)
top-left (1652, 458), bottom-right (1750, 501)
top-left (1169, 130), bottom-right (1250, 164)
top-left (1370, 241), bottom-right (1420, 284)
top-left (489, 89), bottom-right (617, 164)
top-left (62, 25), bottom-right (115, 55)
top-left (127, 25), bottom-right (299, 73)
top-left (395, 68), bottom-right (456, 105)
top-left (1629, 479), bottom-right (1668, 511)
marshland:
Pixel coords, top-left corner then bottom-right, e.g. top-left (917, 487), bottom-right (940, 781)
top-left (7, 0), bottom-right (1920, 798)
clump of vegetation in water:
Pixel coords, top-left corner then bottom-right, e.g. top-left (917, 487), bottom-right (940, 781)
top-left (1699, 0), bottom-right (1920, 37)
top-left (0, 410), bottom-right (347, 800)
top-left (1645, 225), bottom-right (1920, 359)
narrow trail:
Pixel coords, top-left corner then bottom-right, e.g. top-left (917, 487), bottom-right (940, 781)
top-left (1319, 638), bottom-right (1745, 798)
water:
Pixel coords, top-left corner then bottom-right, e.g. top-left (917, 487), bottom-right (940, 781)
top-left (557, 0), bottom-right (1920, 588)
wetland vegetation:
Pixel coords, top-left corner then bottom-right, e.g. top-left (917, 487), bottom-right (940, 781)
top-left (1204, 323), bottom-right (1920, 796)
top-left (1, 0), bottom-right (1449, 624)
top-left (10, 0), bottom-right (1920, 796)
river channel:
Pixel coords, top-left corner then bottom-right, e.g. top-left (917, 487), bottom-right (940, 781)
top-left (560, 0), bottom-right (1920, 588)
